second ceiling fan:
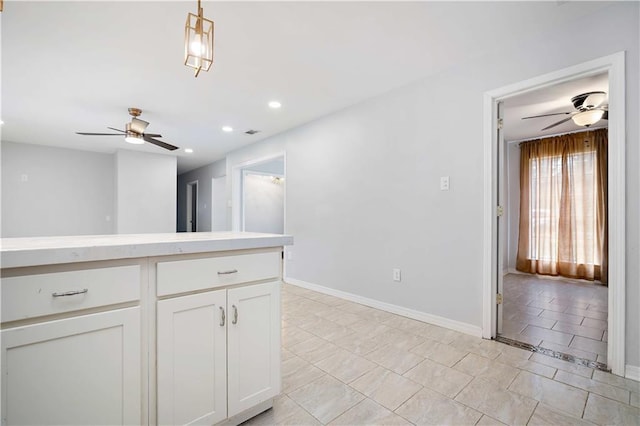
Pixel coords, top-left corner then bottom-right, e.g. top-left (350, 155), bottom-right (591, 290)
top-left (76, 108), bottom-right (179, 151)
top-left (522, 91), bottom-right (609, 131)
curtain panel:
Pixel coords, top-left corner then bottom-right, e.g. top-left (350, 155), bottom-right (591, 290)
top-left (516, 128), bottom-right (608, 283)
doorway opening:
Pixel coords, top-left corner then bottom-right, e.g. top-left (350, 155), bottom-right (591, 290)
top-left (242, 170), bottom-right (285, 234)
top-left (231, 153), bottom-right (286, 234)
top-left (482, 52), bottom-right (626, 376)
top-left (186, 180), bottom-right (198, 232)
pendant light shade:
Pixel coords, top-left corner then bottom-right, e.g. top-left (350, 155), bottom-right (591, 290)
top-left (184, 0), bottom-right (214, 77)
top-left (572, 109), bottom-right (605, 127)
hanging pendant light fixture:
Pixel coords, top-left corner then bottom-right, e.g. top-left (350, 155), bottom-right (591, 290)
top-left (184, 0), bottom-right (214, 77)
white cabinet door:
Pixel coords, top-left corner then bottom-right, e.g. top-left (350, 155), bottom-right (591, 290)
top-left (157, 290), bottom-right (227, 426)
top-left (227, 281), bottom-right (281, 417)
top-left (1, 307), bottom-right (141, 426)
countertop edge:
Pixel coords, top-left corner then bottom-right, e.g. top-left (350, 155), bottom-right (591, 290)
top-left (1, 234), bottom-right (294, 269)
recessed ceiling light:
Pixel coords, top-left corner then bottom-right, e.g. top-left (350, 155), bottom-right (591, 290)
top-left (0, 120), bottom-right (4, 125)
top-left (222, 126), bottom-right (233, 132)
top-left (185, 148), bottom-right (194, 153)
top-left (268, 101), bottom-right (282, 109)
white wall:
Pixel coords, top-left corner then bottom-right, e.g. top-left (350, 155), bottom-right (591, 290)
top-left (115, 150), bottom-right (176, 233)
top-left (1, 141), bottom-right (114, 237)
top-left (243, 173), bottom-right (284, 234)
top-left (224, 3), bottom-right (639, 366)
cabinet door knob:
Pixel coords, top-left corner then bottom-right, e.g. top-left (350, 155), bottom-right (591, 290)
top-left (52, 288), bottom-right (88, 297)
top-left (219, 306), bottom-right (226, 326)
top-left (217, 269), bottom-right (238, 275)
top-left (232, 304), bottom-right (238, 324)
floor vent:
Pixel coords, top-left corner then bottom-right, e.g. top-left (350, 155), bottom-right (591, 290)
top-left (495, 335), bottom-right (609, 372)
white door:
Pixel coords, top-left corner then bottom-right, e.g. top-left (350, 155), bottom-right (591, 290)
top-left (186, 181), bottom-right (198, 232)
top-left (227, 281), bottom-right (281, 417)
top-left (157, 291), bottom-right (227, 425)
top-left (1, 307), bottom-right (141, 425)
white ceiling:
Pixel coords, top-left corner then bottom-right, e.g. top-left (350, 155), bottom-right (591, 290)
top-left (1, 1), bottom-right (611, 173)
top-left (503, 73), bottom-right (609, 142)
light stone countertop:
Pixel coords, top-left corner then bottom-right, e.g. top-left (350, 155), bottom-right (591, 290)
top-left (1, 232), bottom-right (293, 269)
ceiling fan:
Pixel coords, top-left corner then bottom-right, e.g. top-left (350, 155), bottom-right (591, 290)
top-left (76, 108), bottom-right (179, 151)
top-left (522, 91), bottom-right (608, 131)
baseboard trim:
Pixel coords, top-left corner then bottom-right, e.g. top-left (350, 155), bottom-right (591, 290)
top-left (625, 364), bottom-right (640, 381)
top-left (284, 277), bottom-right (483, 338)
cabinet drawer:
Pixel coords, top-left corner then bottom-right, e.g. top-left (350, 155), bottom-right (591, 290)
top-left (157, 252), bottom-right (280, 296)
top-left (1, 265), bottom-right (140, 323)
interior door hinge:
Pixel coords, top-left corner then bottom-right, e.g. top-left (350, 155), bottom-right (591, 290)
top-left (496, 293), bottom-right (503, 305)
top-left (497, 118), bottom-right (504, 129)
top-left (496, 206), bottom-right (504, 217)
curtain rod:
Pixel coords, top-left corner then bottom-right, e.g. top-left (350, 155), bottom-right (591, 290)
top-left (508, 126), bottom-right (608, 146)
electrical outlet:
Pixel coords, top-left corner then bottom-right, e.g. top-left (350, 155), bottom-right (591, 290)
top-left (393, 268), bottom-right (401, 282)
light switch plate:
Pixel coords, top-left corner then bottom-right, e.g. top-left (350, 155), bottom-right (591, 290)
top-left (440, 176), bottom-right (450, 191)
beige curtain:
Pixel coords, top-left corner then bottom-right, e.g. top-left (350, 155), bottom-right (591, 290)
top-left (516, 128), bottom-right (608, 283)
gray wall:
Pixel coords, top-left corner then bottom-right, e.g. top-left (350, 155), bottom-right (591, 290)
top-left (115, 150), bottom-right (177, 234)
top-left (223, 3), bottom-right (639, 366)
top-left (177, 158), bottom-right (226, 232)
top-left (1, 141), bottom-right (114, 237)
top-left (211, 176), bottom-right (227, 232)
top-left (243, 173), bottom-right (285, 234)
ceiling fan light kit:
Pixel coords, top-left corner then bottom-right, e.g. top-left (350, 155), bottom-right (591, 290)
top-left (184, 0), bottom-right (214, 77)
top-left (124, 133), bottom-right (145, 145)
top-left (572, 109), bottom-right (605, 127)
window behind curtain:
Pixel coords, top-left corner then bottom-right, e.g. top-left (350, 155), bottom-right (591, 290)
top-left (516, 128), bottom-right (607, 283)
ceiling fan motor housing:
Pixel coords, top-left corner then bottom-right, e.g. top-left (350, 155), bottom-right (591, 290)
top-left (571, 91), bottom-right (606, 111)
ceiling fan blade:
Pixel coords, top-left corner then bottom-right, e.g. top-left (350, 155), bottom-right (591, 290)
top-left (143, 135), bottom-right (179, 151)
top-left (143, 133), bottom-right (162, 138)
top-left (76, 132), bottom-right (123, 136)
top-left (130, 118), bottom-right (149, 134)
top-left (541, 115), bottom-right (574, 131)
top-left (521, 111), bottom-right (572, 120)
top-left (107, 127), bottom-right (126, 133)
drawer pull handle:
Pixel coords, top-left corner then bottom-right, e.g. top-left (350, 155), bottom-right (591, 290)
top-left (232, 305), bottom-right (238, 324)
top-left (52, 289), bottom-right (89, 298)
top-left (220, 306), bottom-right (226, 326)
top-left (217, 269), bottom-right (238, 275)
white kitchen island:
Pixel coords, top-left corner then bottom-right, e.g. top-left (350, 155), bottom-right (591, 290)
top-left (0, 232), bottom-right (293, 426)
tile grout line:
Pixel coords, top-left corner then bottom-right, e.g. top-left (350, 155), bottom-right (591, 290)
top-left (525, 401), bottom-right (540, 425)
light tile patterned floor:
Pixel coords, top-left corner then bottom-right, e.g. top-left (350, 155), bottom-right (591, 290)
top-left (501, 273), bottom-right (609, 364)
top-left (242, 283), bottom-right (639, 426)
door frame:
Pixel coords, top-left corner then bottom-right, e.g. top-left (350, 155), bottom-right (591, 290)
top-left (186, 180), bottom-right (198, 232)
top-left (481, 52), bottom-right (626, 376)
